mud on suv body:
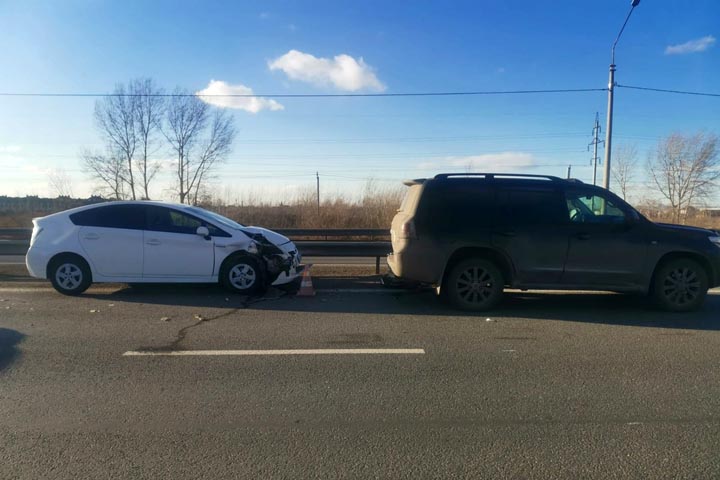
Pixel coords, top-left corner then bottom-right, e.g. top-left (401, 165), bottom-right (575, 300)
top-left (388, 173), bottom-right (720, 311)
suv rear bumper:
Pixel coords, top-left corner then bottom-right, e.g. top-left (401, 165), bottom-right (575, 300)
top-left (387, 251), bottom-right (442, 285)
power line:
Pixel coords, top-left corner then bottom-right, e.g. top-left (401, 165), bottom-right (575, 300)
top-left (2, 84), bottom-right (718, 99)
top-left (0, 88), bottom-right (607, 98)
top-left (617, 84), bottom-right (720, 98)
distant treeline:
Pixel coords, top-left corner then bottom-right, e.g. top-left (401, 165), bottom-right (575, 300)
top-left (0, 195), bottom-right (105, 214)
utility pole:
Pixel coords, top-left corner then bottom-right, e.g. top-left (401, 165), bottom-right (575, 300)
top-left (603, 0), bottom-right (641, 190)
top-left (316, 171), bottom-right (320, 216)
top-left (588, 112), bottom-right (604, 186)
top-left (566, 165), bottom-right (572, 179)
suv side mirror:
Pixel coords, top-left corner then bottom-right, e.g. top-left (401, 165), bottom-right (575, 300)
top-left (196, 226), bottom-right (210, 240)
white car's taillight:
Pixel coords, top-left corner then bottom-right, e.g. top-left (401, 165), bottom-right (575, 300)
top-left (30, 226), bottom-right (44, 246)
top-left (400, 220), bottom-right (417, 240)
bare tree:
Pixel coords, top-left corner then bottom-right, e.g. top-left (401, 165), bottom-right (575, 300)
top-left (164, 90), bottom-right (235, 205)
top-left (94, 84), bottom-right (139, 199)
top-left (47, 168), bottom-right (74, 197)
top-left (81, 150), bottom-right (128, 200)
top-left (131, 78), bottom-right (164, 199)
top-left (647, 132), bottom-right (720, 224)
top-left (611, 143), bottom-right (638, 200)
top-left (190, 110), bottom-right (235, 205)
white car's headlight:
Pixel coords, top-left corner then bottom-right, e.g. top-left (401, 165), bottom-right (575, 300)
top-left (709, 236), bottom-right (720, 248)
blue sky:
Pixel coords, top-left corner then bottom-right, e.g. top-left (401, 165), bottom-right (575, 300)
top-left (1, 0), bottom-right (718, 203)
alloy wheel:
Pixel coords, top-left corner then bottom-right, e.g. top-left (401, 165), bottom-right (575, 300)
top-left (456, 266), bottom-right (494, 305)
top-left (229, 264), bottom-right (257, 290)
top-left (661, 266), bottom-right (701, 307)
top-left (55, 263), bottom-right (83, 291)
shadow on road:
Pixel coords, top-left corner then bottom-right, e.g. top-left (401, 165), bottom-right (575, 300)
top-left (80, 277), bottom-right (720, 331)
top-left (0, 328), bottom-right (25, 373)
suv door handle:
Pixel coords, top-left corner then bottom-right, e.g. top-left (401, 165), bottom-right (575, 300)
top-left (146, 239), bottom-right (161, 246)
top-left (495, 230), bottom-right (517, 237)
top-left (83, 233), bottom-right (100, 240)
top-left (576, 232), bottom-right (591, 240)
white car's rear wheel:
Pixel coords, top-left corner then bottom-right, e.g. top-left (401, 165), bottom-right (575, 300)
top-left (49, 255), bottom-right (92, 296)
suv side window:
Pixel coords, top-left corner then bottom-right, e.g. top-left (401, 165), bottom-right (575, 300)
top-left (420, 181), bottom-right (496, 232)
top-left (496, 188), bottom-right (567, 226)
top-left (70, 204), bottom-right (145, 230)
top-left (146, 206), bottom-right (230, 236)
top-left (565, 190), bottom-right (626, 224)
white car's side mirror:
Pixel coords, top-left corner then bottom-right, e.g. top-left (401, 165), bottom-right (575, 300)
top-left (196, 226), bottom-right (210, 239)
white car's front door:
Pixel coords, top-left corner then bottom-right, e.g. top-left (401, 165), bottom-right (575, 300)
top-left (75, 204), bottom-right (145, 277)
top-left (143, 206), bottom-right (215, 277)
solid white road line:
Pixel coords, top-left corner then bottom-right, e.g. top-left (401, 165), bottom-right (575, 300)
top-left (123, 348), bottom-right (426, 356)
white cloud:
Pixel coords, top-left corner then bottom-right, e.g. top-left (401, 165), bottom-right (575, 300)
top-left (419, 152), bottom-right (536, 171)
top-left (665, 35), bottom-right (716, 55)
top-left (268, 49), bottom-right (385, 92)
top-left (0, 145), bottom-right (22, 153)
top-left (195, 80), bottom-right (284, 113)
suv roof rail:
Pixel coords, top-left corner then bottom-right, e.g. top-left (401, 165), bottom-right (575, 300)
top-left (433, 173), bottom-right (564, 182)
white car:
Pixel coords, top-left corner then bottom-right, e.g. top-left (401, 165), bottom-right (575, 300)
top-left (25, 201), bottom-right (303, 295)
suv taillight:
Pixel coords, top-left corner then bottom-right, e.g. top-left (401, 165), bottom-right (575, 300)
top-left (400, 220), bottom-right (417, 240)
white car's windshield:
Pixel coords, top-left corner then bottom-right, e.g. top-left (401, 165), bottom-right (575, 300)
top-left (187, 207), bottom-right (244, 230)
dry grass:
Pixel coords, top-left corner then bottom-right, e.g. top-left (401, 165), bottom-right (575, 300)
top-left (199, 182), bottom-right (404, 229)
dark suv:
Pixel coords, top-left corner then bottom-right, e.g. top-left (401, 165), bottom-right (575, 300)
top-left (388, 173), bottom-right (720, 311)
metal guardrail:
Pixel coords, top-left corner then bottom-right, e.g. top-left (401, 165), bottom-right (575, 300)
top-left (0, 228), bottom-right (392, 273)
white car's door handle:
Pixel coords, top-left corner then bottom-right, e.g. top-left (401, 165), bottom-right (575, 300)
top-left (83, 233), bottom-right (100, 240)
top-left (146, 239), bottom-right (161, 246)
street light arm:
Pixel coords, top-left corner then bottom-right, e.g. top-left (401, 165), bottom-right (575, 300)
top-left (611, 5), bottom-right (638, 64)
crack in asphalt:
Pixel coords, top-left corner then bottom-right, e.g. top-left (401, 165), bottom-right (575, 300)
top-left (136, 290), bottom-right (289, 352)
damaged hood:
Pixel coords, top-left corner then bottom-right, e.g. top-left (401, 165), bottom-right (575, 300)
top-left (241, 226), bottom-right (292, 246)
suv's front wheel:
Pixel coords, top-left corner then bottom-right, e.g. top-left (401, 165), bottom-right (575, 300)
top-left (652, 258), bottom-right (708, 312)
top-left (445, 258), bottom-right (504, 311)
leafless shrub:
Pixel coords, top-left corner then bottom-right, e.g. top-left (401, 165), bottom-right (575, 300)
top-left (647, 132), bottom-right (719, 224)
top-left (611, 143), bottom-right (638, 200)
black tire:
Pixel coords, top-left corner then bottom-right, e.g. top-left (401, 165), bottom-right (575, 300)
top-left (219, 255), bottom-right (266, 295)
top-left (48, 254), bottom-right (92, 296)
top-left (445, 258), bottom-right (504, 311)
top-left (652, 258), bottom-right (708, 312)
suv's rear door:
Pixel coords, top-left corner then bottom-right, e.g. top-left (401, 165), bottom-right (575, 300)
top-left (492, 185), bottom-right (569, 285)
top-left (561, 188), bottom-right (647, 288)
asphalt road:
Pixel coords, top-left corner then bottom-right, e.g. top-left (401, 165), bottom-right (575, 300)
top-left (2, 279), bottom-right (720, 478)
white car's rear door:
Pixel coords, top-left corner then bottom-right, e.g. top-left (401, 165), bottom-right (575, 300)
top-left (143, 206), bottom-right (215, 277)
top-left (74, 204), bottom-right (145, 277)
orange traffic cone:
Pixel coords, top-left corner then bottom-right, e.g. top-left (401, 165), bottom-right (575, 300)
top-left (296, 264), bottom-right (315, 296)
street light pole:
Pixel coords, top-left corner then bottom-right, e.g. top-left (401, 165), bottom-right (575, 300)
top-left (603, 0), bottom-right (640, 190)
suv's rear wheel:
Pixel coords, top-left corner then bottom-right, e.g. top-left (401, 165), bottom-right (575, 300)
top-left (445, 258), bottom-right (504, 311)
top-left (652, 258), bottom-right (708, 312)
top-left (49, 254), bottom-right (92, 296)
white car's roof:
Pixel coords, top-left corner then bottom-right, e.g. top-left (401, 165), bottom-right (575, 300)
top-left (39, 200), bottom-right (200, 221)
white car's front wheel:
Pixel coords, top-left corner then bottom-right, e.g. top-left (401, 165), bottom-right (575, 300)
top-left (220, 255), bottom-right (266, 295)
